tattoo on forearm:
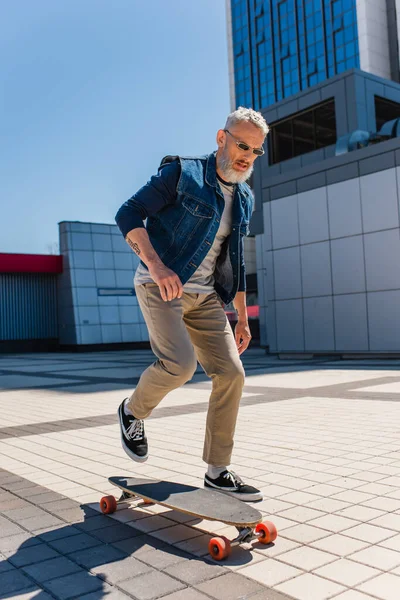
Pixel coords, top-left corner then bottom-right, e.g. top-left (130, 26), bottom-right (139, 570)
top-left (127, 238), bottom-right (141, 255)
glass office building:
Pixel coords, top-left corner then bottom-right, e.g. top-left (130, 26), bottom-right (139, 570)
top-left (229, 0), bottom-right (360, 111)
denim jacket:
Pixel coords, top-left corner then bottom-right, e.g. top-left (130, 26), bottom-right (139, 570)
top-left (115, 152), bottom-right (253, 304)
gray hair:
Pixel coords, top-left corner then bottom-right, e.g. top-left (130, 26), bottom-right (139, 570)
top-left (224, 106), bottom-right (269, 137)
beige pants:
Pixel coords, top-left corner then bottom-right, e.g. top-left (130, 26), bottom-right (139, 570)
top-left (127, 283), bottom-right (245, 466)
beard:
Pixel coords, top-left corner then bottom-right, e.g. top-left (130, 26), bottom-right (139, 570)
top-left (218, 151), bottom-right (254, 184)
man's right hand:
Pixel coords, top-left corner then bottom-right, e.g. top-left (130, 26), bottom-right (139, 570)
top-left (148, 262), bottom-right (183, 302)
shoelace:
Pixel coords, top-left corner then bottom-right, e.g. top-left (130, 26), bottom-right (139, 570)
top-left (223, 470), bottom-right (243, 488)
top-left (126, 419), bottom-right (144, 441)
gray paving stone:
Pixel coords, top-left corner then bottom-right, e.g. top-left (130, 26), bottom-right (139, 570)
top-left (118, 570), bottom-right (186, 600)
top-left (6, 542), bottom-right (60, 567)
top-left (79, 584), bottom-right (133, 599)
top-left (70, 544), bottom-right (127, 569)
top-left (2, 505), bottom-right (48, 522)
top-left (37, 524), bottom-right (82, 542)
top-left (0, 533), bottom-right (41, 553)
top-left (0, 497), bottom-right (30, 511)
top-left (0, 589), bottom-right (53, 600)
top-left (160, 590), bottom-right (210, 600)
top-left (75, 514), bottom-right (116, 532)
top-left (0, 569), bottom-right (37, 595)
top-left (18, 513), bottom-right (65, 532)
top-left (92, 554), bottom-right (152, 583)
top-left (28, 492), bottom-right (65, 505)
top-left (90, 522), bottom-right (140, 543)
top-left (138, 546), bottom-right (193, 570)
top-left (0, 515), bottom-right (25, 537)
top-left (48, 532), bottom-right (102, 554)
top-left (164, 559), bottom-right (227, 585)
top-left (249, 590), bottom-right (296, 600)
top-left (195, 572), bottom-right (266, 599)
top-left (112, 533), bottom-right (167, 556)
top-left (43, 571), bottom-right (104, 599)
top-left (22, 555), bottom-right (84, 583)
top-left (0, 558), bottom-right (15, 573)
top-left (55, 506), bottom-right (98, 523)
top-left (36, 499), bottom-right (78, 514)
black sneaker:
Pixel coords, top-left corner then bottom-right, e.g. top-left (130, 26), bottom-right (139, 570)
top-left (204, 470), bottom-right (263, 502)
top-left (118, 399), bottom-right (148, 462)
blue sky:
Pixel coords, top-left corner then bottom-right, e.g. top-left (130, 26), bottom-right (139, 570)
top-left (1, 0), bottom-right (230, 254)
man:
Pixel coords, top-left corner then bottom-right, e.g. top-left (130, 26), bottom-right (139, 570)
top-left (115, 107), bottom-right (269, 502)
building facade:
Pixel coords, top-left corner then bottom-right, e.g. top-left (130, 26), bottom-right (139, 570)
top-left (227, 1), bottom-right (400, 354)
top-left (227, 0), bottom-right (400, 111)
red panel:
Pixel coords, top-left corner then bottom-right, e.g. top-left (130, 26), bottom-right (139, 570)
top-left (0, 253), bottom-right (63, 274)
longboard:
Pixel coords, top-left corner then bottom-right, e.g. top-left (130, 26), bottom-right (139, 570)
top-left (100, 476), bottom-right (277, 560)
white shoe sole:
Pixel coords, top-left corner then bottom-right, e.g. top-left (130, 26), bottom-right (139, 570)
top-left (120, 435), bottom-right (148, 462)
top-left (204, 483), bottom-right (263, 502)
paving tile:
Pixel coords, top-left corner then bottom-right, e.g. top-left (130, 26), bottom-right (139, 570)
top-left (90, 522), bottom-right (141, 543)
top-left (137, 546), bottom-right (192, 569)
top-left (91, 554), bottom-right (152, 583)
top-left (280, 524), bottom-right (331, 544)
top-left (18, 514), bottom-right (64, 532)
top-left (160, 590), bottom-right (210, 600)
top-left (0, 569), bottom-right (37, 596)
top-left (357, 572), bottom-right (400, 599)
top-left (0, 533), bottom-right (41, 553)
top-left (164, 558), bottom-right (226, 585)
top-left (37, 524), bottom-right (82, 542)
top-left (112, 533), bottom-right (167, 556)
top-left (79, 587), bottom-right (133, 600)
top-left (314, 558), bottom-right (380, 586)
top-left (278, 546), bottom-right (337, 571)
top-left (0, 589), bottom-right (53, 600)
top-left (118, 570), bottom-right (186, 599)
top-left (380, 533), bottom-right (400, 551)
top-left (308, 514), bottom-right (359, 533)
top-left (349, 545), bottom-right (400, 570)
top-left (344, 523), bottom-right (397, 544)
top-left (275, 573), bottom-right (345, 600)
top-left (277, 506), bottom-right (326, 523)
top-left (369, 513), bottom-right (400, 532)
top-left (43, 570), bottom-right (104, 599)
top-left (69, 544), bottom-right (127, 569)
top-left (239, 557), bottom-right (301, 586)
top-left (74, 514), bottom-right (116, 532)
top-left (0, 558), bottom-right (14, 573)
top-left (333, 592), bottom-right (378, 600)
top-left (311, 534), bottom-right (369, 557)
top-left (6, 542), bottom-right (60, 567)
top-left (47, 532), bottom-right (102, 554)
top-left (22, 555), bottom-right (83, 582)
top-left (195, 571), bottom-right (265, 599)
top-left (0, 515), bottom-right (25, 537)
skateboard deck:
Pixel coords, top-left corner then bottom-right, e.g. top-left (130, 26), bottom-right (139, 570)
top-left (108, 475), bottom-right (261, 526)
top-left (100, 475), bottom-right (278, 560)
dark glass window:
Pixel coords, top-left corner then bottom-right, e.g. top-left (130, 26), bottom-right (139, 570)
top-left (375, 96), bottom-right (400, 131)
top-left (231, 0), bottom-right (359, 110)
top-left (269, 99), bottom-right (336, 164)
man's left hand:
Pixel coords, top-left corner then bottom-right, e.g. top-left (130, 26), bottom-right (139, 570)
top-left (234, 320), bottom-right (252, 355)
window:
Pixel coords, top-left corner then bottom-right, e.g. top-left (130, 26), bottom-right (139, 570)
top-left (230, 0), bottom-right (359, 110)
top-left (269, 99), bottom-right (336, 164)
top-left (375, 96), bottom-right (400, 131)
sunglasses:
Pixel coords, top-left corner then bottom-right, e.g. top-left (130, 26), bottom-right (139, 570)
top-left (224, 129), bottom-right (265, 156)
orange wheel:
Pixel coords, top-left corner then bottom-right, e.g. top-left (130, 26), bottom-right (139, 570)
top-left (143, 499), bottom-right (154, 505)
top-left (100, 495), bottom-right (117, 514)
top-left (208, 536), bottom-right (231, 561)
top-left (255, 521), bottom-right (278, 544)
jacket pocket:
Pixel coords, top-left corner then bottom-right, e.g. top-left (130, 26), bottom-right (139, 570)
top-left (182, 197), bottom-right (214, 218)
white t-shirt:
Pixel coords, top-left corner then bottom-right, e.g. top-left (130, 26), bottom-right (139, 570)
top-left (134, 179), bottom-right (235, 293)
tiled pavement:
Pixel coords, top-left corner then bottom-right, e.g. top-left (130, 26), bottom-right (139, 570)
top-left (1, 350), bottom-right (400, 599)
